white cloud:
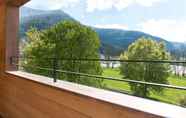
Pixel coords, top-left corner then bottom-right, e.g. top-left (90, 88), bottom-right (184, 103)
top-left (135, 0), bottom-right (165, 7)
top-left (25, 0), bottom-right (166, 11)
top-left (138, 19), bottom-right (186, 42)
top-left (86, 0), bottom-right (165, 12)
top-left (25, 0), bottom-right (80, 10)
top-left (94, 24), bottom-right (128, 30)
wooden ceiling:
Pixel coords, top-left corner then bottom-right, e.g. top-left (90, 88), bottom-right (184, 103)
top-left (6, 0), bottom-right (30, 7)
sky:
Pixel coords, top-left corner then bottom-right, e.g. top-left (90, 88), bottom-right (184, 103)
top-left (24, 0), bottom-right (186, 43)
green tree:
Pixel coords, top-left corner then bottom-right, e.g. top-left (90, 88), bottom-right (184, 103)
top-left (120, 37), bottom-right (170, 98)
top-left (23, 21), bottom-right (103, 87)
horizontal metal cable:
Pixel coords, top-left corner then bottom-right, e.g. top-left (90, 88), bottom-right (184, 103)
top-left (56, 70), bottom-right (186, 90)
top-left (15, 64), bottom-right (186, 91)
top-left (11, 56), bottom-right (186, 64)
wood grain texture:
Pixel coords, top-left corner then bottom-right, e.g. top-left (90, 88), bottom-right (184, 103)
top-left (0, 0), bottom-right (6, 75)
top-left (6, 0), bottom-right (30, 7)
top-left (5, 5), bottom-right (19, 71)
top-left (0, 73), bottom-right (161, 118)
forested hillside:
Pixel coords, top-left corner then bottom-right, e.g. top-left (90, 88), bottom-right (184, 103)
top-left (20, 7), bottom-right (186, 57)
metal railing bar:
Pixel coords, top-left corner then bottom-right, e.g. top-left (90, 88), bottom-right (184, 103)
top-left (14, 64), bottom-right (186, 91)
top-left (56, 69), bottom-right (186, 91)
top-left (12, 56), bottom-right (186, 64)
top-left (14, 64), bottom-right (54, 71)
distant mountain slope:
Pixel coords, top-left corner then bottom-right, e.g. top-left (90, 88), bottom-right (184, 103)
top-left (95, 28), bottom-right (175, 56)
top-left (20, 7), bottom-right (47, 18)
top-left (20, 7), bottom-right (185, 56)
top-left (20, 7), bottom-right (75, 37)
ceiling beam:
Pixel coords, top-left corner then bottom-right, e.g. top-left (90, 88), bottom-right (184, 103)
top-left (6, 0), bottom-right (30, 7)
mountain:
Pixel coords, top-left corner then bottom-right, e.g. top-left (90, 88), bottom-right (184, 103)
top-left (94, 28), bottom-right (175, 56)
top-left (20, 7), bottom-right (47, 18)
top-left (20, 7), bottom-right (75, 37)
top-left (20, 7), bottom-right (185, 56)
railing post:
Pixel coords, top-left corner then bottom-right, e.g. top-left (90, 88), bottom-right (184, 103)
top-left (10, 56), bottom-right (13, 65)
top-left (9, 56), bottom-right (19, 69)
top-left (53, 58), bottom-right (58, 82)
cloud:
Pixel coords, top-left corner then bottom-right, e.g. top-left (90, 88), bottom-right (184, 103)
top-left (135, 0), bottom-right (165, 7)
top-left (94, 24), bottom-right (128, 30)
top-left (25, 0), bottom-right (166, 11)
top-left (86, 0), bottom-right (165, 12)
top-left (25, 0), bottom-right (80, 10)
top-left (138, 19), bottom-right (186, 42)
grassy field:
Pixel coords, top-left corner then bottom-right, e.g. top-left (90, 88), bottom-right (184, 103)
top-left (102, 68), bottom-right (186, 106)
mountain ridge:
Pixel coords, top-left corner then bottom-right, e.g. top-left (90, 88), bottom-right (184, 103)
top-left (20, 7), bottom-right (186, 56)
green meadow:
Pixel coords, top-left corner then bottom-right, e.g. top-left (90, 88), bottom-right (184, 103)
top-left (102, 68), bottom-right (186, 106)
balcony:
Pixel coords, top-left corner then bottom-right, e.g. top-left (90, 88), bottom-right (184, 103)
top-left (0, 66), bottom-right (185, 118)
top-left (0, 0), bottom-right (186, 118)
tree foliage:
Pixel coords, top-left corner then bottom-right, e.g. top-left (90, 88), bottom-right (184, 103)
top-left (179, 96), bottom-right (186, 108)
top-left (120, 37), bottom-right (170, 97)
top-left (23, 21), bottom-right (103, 87)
